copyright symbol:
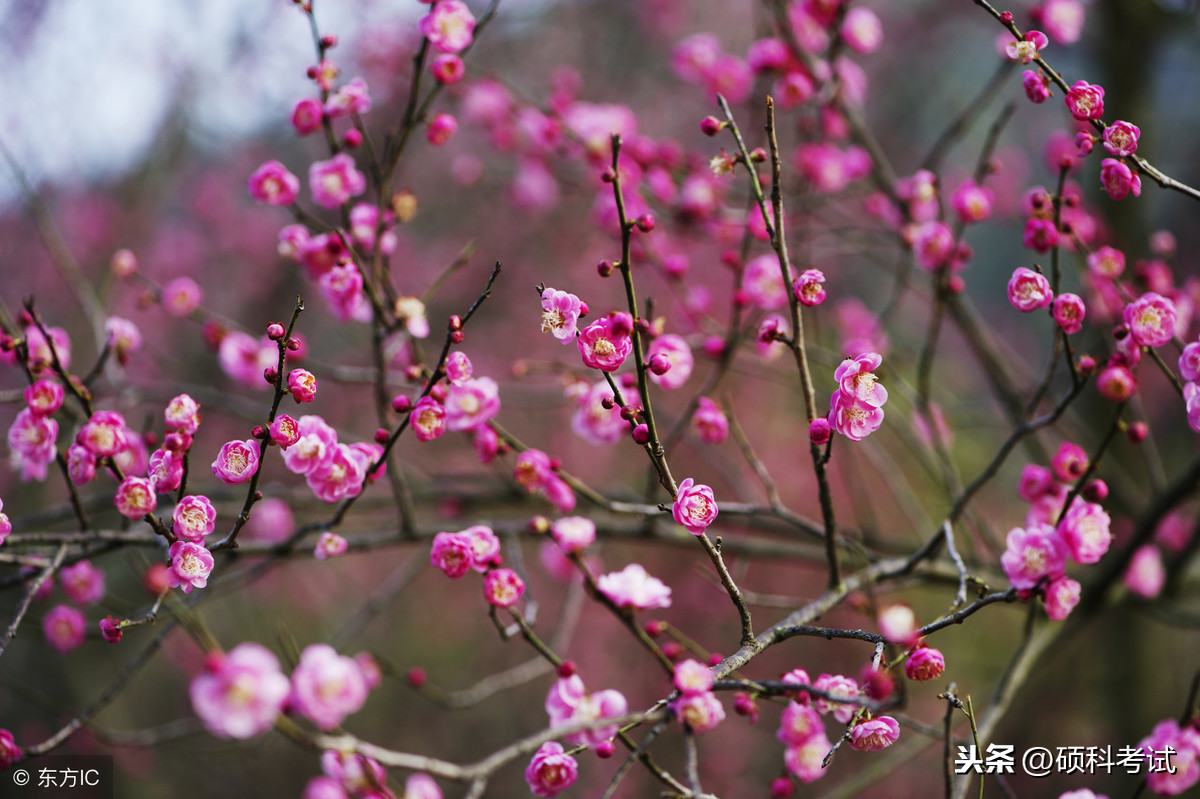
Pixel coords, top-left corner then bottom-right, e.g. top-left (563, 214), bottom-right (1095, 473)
top-left (12, 769), bottom-right (29, 786)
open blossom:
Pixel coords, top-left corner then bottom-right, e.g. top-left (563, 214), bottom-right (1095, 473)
top-left (419, 0), bottom-right (475, 53)
top-left (281, 415), bottom-right (337, 475)
top-left (248, 160), bottom-right (300, 206)
top-left (597, 563), bottom-right (672, 610)
top-left (44, 604), bottom-right (86, 653)
top-left (290, 644), bottom-right (370, 731)
top-left (812, 673), bottom-right (860, 723)
top-left (114, 476), bottom-right (157, 519)
top-left (483, 568), bottom-right (525, 608)
top-left (1087, 245), bottom-right (1125, 279)
top-left (1137, 719), bottom-right (1200, 795)
top-left (952, 181), bottom-right (994, 224)
top-left (777, 701), bottom-right (823, 746)
top-left (672, 478), bottom-right (718, 535)
top-left (320, 750), bottom-right (387, 796)
top-left (576, 313), bottom-right (633, 372)
top-left (525, 742), bottom-right (578, 798)
top-left (430, 531), bottom-right (475, 578)
top-left (1124, 544), bottom-right (1165, 599)
top-left (0, 729), bottom-right (22, 769)
top-left (848, 716), bottom-right (900, 751)
top-left (445, 351), bottom-right (472, 385)
top-left (1001, 524), bottom-right (1066, 590)
top-left (24, 379), bottom-right (64, 417)
top-left (793, 269), bottom-right (827, 307)
top-left (61, 560), bottom-right (105, 606)
top-left (1007, 267), bottom-right (1054, 312)
top-left (692, 397), bottom-right (728, 444)
top-left (828, 389), bottom-right (884, 441)
top-left (464, 525), bottom-right (500, 571)
top-left (173, 495), bottom-right (217, 542)
top-left (545, 674), bottom-right (628, 748)
top-left (1123, 292), bottom-right (1177, 348)
top-left (1100, 158), bottom-right (1141, 201)
top-left (878, 604), bottom-right (919, 647)
top-left (291, 97), bottom-right (324, 135)
top-left (9, 407), bottom-right (58, 480)
top-left (288, 369), bottom-right (318, 403)
top-left (670, 691), bottom-right (726, 734)
top-left (147, 449), bottom-right (182, 492)
top-left (212, 439), bottom-right (261, 485)
top-left (165, 393), bottom-right (201, 434)
top-left (410, 396), bottom-right (447, 441)
top-left (571, 380), bottom-right (630, 445)
top-left (1043, 574), bottom-right (1082, 620)
top-left (647, 334), bottom-right (694, 390)
top-left (190, 643), bottom-right (291, 739)
top-left (1102, 121), bottom-right (1140, 157)
top-left (167, 541), bottom-right (215, 594)
top-left (269, 414), bottom-right (301, 448)
top-left (162, 278), bottom-right (202, 318)
top-left (314, 532), bottom-right (348, 560)
top-left (786, 732), bottom-right (833, 783)
top-left (551, 516), bottom-right (596, 554)
top-left (76, 410), bottom-right (127, 458)
top-left (905, 646), bottom-right (945, 681)
top-left (306, 443), bottom-right (367, 503)
top-left (835, 353), bottom-right (888, 407)
top-left (1065, 80), bottom-right (1105, 120)
top-left (309, 154), bottom-right (366, 209)
top-left (1005, 30), bottom-right (1048, 64)
top-left (324, 77), bottom-right (371, 119)
top-left (444, 377), bottom-right (500, 432)
top-left (1052, 293), bottom-right (1086, 334)
top-left (743, 254), bottom-right (788, 310)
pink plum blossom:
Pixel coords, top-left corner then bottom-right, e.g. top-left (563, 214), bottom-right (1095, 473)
top-left (444, 377), bottom-right (500, 432)
top-left (647, 334), bottom-right (694, 390)
top-left (309, 154), bottom-right (366, 209)
top-left (841, 7), bottom-right (882, 53)
top-left (320, 750), bottom-right (386, 796)
top-left (1023, 218), bottom-right (1060, 252)
top-left (1005, 30), bottom-right (1048, 64)
top-left (878, 604), bottom-right (919, 647)
top-left (793, 269), bottom-right (827, 307)
top-left (1100, 158), bottom-right (1141, 201)
top-left (61, 560), bottom-right (105, 606)
top-left (1037, 0), bottom-right (1086, 44)
top-left (1052, 293), bottom-right (1086, 334)
top-left (410, 396), bottom-right (447, 442)
top-left (785, 733), bottom-right (832, 783)
top-left (173, 495), bottom-right (217, 542)
top-left (835, 353), bottom-right (888, 407)
top-left (1007, 267), bottom-right (1054, 312)
top-left (324, 77), bottom-right (371, 119)
top-left (848, 716), bottom-right (900, 751)
top-left (1023, 70), bottom-right (1052, 104)
top-left (306, 443), bottom-right (367, 503)
top-left (288, 369), bottom-right (318, 403)
top-left (1088, 246), bottom-right (1125, 279)
top-left (430, 531), bottom-right (475, 579)
top-left (190, 643), bottom-right (291, 738)
top-left (905, 646), bottom-right (945, 681)
top-left (164, 393), bottom-right (201, 434)
top-left (576, 313), bottom-right (633, 372)
top-left (571, 380), bottom-right (629, 445)
top-left (314, 532), bottom-right (348, 560)
top-left (445, 351), bottom-right (472, 385)
top-left (291, 97), bottom-right (324, 135)
top-left (290, 644), bottom-right (370, 731)
top-left (550, 516), bottom-right (595, 554)
top-left (248, 161), bottom-right (300, 206)
top-left (1065, 80), bottom-right (1105, 120)
top-left (1124, 544), bottom-right (1166, 599)
top-left (951, 181), bottom-right (994, 224)
top-left (1102, 121), bottom-right (1140, 157)
top-left (674, 659), bottom-right (715, 695)
top-left (403, 773), bottom-right (442, 799)
top-left (464, 525), bottom-right (500, 571)
top-left (1124, 292), bottom-right (1177, 347)
top-left (777, 702), bottom-right (823, 746)
top-left (743, 254), bottom-right (788, 310)
top-left (24, 379), bottom-right (64, 417)
top-left (419, 0), bottom-right (475, 54)
top-left (76, 410), bottom-right (127, 458)
top-left (147, 449), bottom-right (182, 492)
top-left (692, 397), bottom-right (728, 444)
top-left (1043, 574), bottom-right (1081, 621)
top-left (812, 673), bottom-right (860, 723)
top-left (515, 448), bottom-right (553, 492)
top-left (270, 414), bottom-right (301, 448)
top-left (483, 568), bottom-right (525, 608)
top-left (162, 278), bottom-right (202, 317)
top-left (673, 478), bottom-right (718, 534)
top-left (597, 563), bottom-right (672, 610)
top-left (670, 691), bottom-right (726, 734)
top-left (114, 476), bottom-right (156, 519)
top-left (212, 439), bottom-right (261, 485)
top-left (43, 604), bottom-right (86, 653)
top-left (9, 408), bottom-right (58, 481)
top-left (545, 674), bottom-right (628, 748)
top-left (828, 389), bottom-right (884, 441)
top-left (525, 742), bottom-right (578, 798)
top-left (167, 541), bottom-right (215, 593)
top-left (1137, 719), bottom-right (1200, 795)
top-left (1000, 524), bottom-right (1066, 590)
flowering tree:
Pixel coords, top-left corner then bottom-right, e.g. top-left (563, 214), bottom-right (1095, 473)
top-left (2, 1), bottom-right (1200, 797)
